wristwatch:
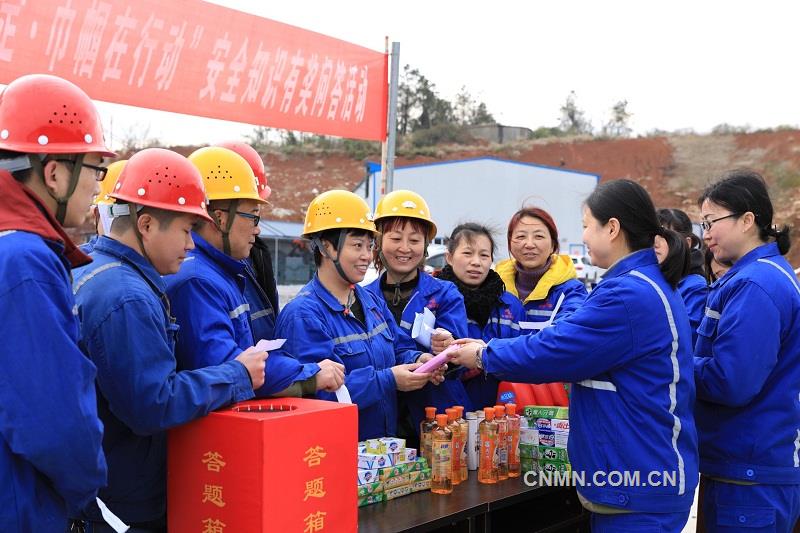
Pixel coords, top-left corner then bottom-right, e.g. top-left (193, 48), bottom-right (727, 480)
top-left (475, 345), bottom-right (484, 371)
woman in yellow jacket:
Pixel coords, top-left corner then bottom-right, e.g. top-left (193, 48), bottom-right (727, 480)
top-left (496, 207), bottom-right (587, 333)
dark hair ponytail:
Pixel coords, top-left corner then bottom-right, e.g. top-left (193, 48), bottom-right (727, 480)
top-left (657, 208), bottom-right (701, 250)
top-left (659, 227), bottom-right (690, 285)
top-left (585, 179), bottom-right (689, 288)
top-left (699, 169), bottom-right (791, 255)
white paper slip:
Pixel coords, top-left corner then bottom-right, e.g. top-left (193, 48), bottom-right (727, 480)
top-left (97, 497), bottom-right (129, 533)
top-left (255, 338), bottom-right (286, 352)
top-left (519, 320), bottom-right (549, 331)
top-left (519, 293), bottom-right (566, 331)
top-left (411, 307), bottom-right (436, 348)
top-left (335, 385), bottom-right (352, 404)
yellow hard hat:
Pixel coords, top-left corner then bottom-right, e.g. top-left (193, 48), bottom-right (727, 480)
top-left (373, 189), bottom-right (437, 240)
top-left (94, 160), bottom-right (126, 205)
top-left (303, 190), bottom-right (377, 238)
top-left (188, 146), bottom-right (265, 203)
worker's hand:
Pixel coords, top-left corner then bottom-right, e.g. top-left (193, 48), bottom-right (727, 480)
top-left (449, 341), bottom-right (485, 370)
top-left (430, 328), bottom-right (453, 355)
top-left (235, 347), bottom-right (269, 389)
top-left (391, 363), bottom-right (431, 392)
top-left (317, 358), bottom-right (345, 374)
top-left (417, 353), bottom-right (447, 385)
top-left (315, 362), bottom-right (346, 392)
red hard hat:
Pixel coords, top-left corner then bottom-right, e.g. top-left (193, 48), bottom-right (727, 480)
top-left (0, 74), bottom-right (115, 156)
top-left (110, 148), bottom-right (213, 222)
top-left (215, 140), bottom-right (270, 199)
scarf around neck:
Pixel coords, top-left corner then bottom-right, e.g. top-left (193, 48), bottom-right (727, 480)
top-left (437, 264), bottom-right (505, 328)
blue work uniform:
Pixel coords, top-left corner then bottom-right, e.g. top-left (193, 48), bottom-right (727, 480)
top-left (484, 250), bottom-right (698, 529)
top-left (695, 242), bottom-right (800, 532)
top-left (676, 273), bottom-right (707, 348)
top-left (495, 255), bottom-right (587, 334)
top-left (365, 271), bottom-right (472, 431)
top-left (243, 260), bottom-right (276, 344)
top-left (463, 291), bottom-right (526, 409)
top-left (73, 236), bottom-right (255, 524)
top-left (165, 233), bottom-right (319, 396)
top-left (0, 170), bottom-right (106, 532)
top-left (275, 276), bottom-right (421, 440)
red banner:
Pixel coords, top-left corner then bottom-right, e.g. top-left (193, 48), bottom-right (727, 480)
top-left (0, 0), bottom-right (389, 141)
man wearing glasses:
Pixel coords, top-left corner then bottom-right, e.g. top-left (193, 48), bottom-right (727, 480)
top-left (165, 147), bottom-right (345, 399)
top-left (0, 74), bottom-right (110, 531)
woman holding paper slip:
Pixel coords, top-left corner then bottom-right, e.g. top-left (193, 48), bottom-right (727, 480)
top-left (436, 222), bottom-right (526, 409)
top-left (275, 190), bottom-right (444, 441)
top-left (363, 190), bottom-right (472, 443)
top-left (495, 207), bottom-right (587, 333)
top-left (450, 180), bottom-right (699, 532)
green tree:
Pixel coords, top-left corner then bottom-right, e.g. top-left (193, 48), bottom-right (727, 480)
top-left (559, 91), bottom-right (592, 135)
top-left (602, 100), bottom-right (632, 137)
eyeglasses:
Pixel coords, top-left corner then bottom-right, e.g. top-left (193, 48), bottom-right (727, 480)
top-left (54, 158), bottom-right (108, 182)
top-left (700, 213), bottom-right (739, 232)
top-left (235, 211), bottom-right (260, 226)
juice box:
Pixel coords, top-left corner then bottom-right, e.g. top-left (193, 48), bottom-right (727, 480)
top-left (358, 450), bottom-right (405, 469)
top-left (365, 437), bottom-right (406, 454)
top-left (358, 468), bottom-right (381, 485)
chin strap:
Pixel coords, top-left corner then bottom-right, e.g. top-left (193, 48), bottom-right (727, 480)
top-left (31, 153), bottom-right (85, 226)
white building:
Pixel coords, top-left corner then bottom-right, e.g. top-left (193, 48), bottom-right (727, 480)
top-left (355, 157), bottom-right (599, 260)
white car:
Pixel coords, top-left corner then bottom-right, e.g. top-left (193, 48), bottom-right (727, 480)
top-left (571, 255), bottom-right (604, 285)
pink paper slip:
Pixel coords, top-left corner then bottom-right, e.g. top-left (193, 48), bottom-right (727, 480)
top-left (413, 343), bottom-right (461, 373)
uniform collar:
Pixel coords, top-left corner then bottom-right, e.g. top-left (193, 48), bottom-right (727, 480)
top-left (495, 254), bottom-right (578, 303)
top-left (711, 242), bottom-right (779, 289)
top-left (380, 269), bottom-right (437, 298)
top-left (0, 169), bottom-right (91, 268)
top-left (93, 235), bottom-right (165, 293)
top-left (311, 275), bottom-right (379, 317)
top-left (602, 248), bottom-right (659, 280)
top-left (192, 231), bottom-right (247, 277)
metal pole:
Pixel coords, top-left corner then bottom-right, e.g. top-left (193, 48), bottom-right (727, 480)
top-left (385, 41), bottom-right (400, 193)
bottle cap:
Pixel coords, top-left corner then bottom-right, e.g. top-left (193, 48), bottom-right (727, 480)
top-left (436, 414), bottom-right (448, 427)
top-left (506, 403), bottom-right (516, 415)
top-left (446, 408), bottom-right (456, 421)
top-left (454, 406), bottom-right (464, 418)
top-left (483, 407), bottom-right (495, 420)
top-left (425, 407), bottom-right (437, 419)
top-left (494, 405), bottom-right (505, 416)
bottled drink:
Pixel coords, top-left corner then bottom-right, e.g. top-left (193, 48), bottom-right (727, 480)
top-left (454, 406), bottom-right (469, 482)
top-left (478, 407), bottom-right (499, 484)
top-left (420, 406), bottom-right (437, 466)
top-left (431, 414), bottom-right (453, 494)
top-left (445, 408), bottom-right (462, 485)
top-left (506, 403), bottom-right (521, 478)
top-left (466, 411), bottom-right (479, 470)
top-left (494, 405), bottom-right (509, 480)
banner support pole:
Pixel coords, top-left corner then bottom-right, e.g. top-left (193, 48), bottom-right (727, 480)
top-left (381, 41), bottom-right (400, 195)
